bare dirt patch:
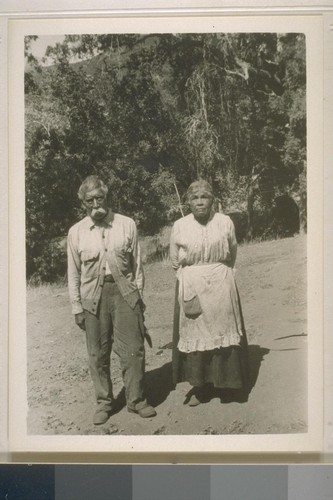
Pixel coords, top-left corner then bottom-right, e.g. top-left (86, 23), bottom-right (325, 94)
top-left (27, 235), bottom-right (307, 436)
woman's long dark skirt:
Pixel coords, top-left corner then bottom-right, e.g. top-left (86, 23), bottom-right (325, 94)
top-left (172, 280), bottom-right (249, 393)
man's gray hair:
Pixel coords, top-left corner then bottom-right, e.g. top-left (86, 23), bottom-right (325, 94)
top-left (187, 180), bottom-right (214, 200)
top-left (78, 175), bottom-right (108, 201)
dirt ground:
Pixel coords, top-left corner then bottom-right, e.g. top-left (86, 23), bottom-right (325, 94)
top-left (27, 235), bottom-right (307, 436)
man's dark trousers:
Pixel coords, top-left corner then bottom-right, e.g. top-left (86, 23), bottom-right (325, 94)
top-left (84, 281), bottom-right (146, 411)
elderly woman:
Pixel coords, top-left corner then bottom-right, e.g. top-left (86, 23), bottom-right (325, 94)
top-left (170, 180), bottom-right (248, 406)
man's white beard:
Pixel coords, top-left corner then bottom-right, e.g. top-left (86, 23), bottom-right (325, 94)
top-left (91, 207), bottom-right (107, 220)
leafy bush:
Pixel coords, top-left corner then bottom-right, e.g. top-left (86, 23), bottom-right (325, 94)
top-left (25, 33), bottom-right (306, 283)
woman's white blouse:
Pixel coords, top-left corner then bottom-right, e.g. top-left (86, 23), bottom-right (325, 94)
top-left (170, 212), bottom-right (237, 270)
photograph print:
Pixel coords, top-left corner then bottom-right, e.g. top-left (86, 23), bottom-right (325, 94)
top-left (24, 29), bottom-right (310, 442)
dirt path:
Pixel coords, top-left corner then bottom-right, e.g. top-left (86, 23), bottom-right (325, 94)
top-left (27, 235), bottom-right (307, 436)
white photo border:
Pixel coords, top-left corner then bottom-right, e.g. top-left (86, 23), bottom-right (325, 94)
top-left (2, 3), bottom-right (331, 462)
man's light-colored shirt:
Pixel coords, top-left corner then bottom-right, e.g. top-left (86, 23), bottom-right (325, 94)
top-left (67, 210), bottom-right (144, 315)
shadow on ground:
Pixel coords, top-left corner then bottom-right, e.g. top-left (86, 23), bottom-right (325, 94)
top-left (112, 344), bottom-right (269, 413)
top-left (247, 344), bottom-right (270, 393)
top-left (111, 362), bottom-right (174, 414)
top-left (145, 362), bottom-right (174, 407)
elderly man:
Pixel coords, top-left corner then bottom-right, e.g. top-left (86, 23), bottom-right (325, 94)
top-left (67, 175), bottom-right (156, 425)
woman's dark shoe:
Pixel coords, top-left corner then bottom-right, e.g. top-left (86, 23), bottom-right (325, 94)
top-left (188, 393), bottom-right (201, 406)
top-left (188, 386), bottom-right (208, 406)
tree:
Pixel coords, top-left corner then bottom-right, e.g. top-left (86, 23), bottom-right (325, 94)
top-left (25, 32), bottom-right (306, 282)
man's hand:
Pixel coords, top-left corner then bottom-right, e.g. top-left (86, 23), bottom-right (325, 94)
top-left (138, 298), bottom-right (146, 314)
top-left (75, 312), bottom-right (86, 331)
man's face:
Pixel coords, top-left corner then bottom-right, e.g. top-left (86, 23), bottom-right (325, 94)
top-left (188, 188), bottom-right (213, 222)
top-left (83, 187), bottom-right (108, 221)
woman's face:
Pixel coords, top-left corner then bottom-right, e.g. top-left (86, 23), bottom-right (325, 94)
top-left (188, 188), bottom-right (213, 222)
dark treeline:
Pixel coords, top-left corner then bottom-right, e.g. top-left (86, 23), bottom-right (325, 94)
top-left (25, 33), bottom-right (306, 283)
